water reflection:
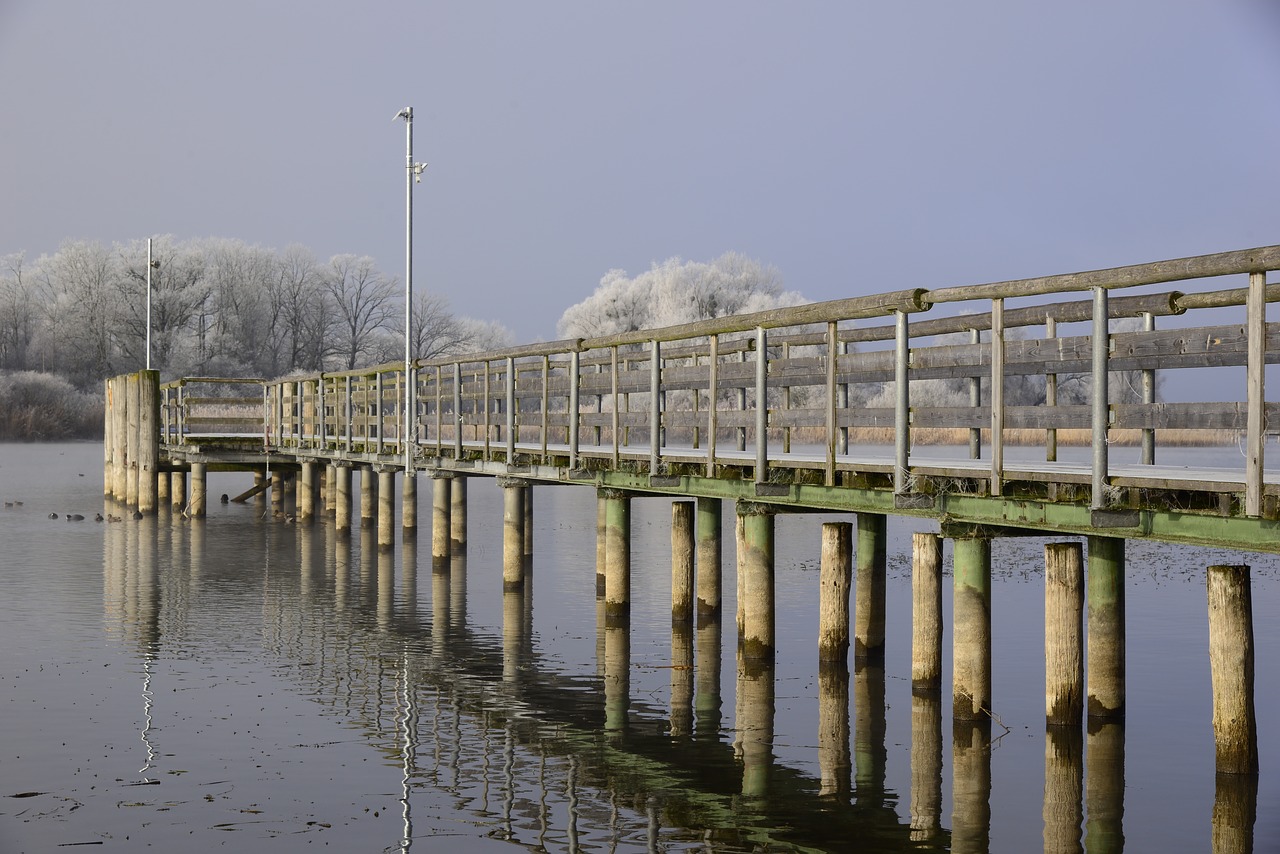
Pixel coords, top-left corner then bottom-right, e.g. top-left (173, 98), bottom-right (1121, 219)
top-left (85, 492), bottom-right (1262, 853)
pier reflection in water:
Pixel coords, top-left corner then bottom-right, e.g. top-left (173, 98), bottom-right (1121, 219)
top-left (3, 444), bottom-right (1270, 851)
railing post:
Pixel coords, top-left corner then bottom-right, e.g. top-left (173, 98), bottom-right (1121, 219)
top-left (611, 347), bottom-right (620, 468)
top-left (1141, 312), bottom-right (1155, 465)
top-left (343, 375), bottom-right (353, 452)
top-left (1246, 271), bottom-right (1265, 516)
top-left (540, 356), bottom-right (550, 458)
top-left (1045, 316), bottom-right (1058, 463)
top-left (968, 327), bottom-right (981, 460)
top-left (706, 334), bottom-right (719, 478)
top-left (754, 326), bottom-right (768, 485)
top-left (569, 349), bottom-right (581, 468)
top-left (482, 361), bottom-right (491, 457)
top-left (894, 310), bottom-right (909, 495)
top-left (650, 339), bottom-right (662, 473)
top-left (837, 339), bottom-right (849, 456)
top-left (990, 299), bottom-right (1005, 497)
top-left (1091, 287), bottom-right (1110, 510)
top-left (453, 363), bottom-right (463, 459)
top-left (506, 356), bottom-right (516, 462)
top-left (825, 321), bottom-right (838, 487)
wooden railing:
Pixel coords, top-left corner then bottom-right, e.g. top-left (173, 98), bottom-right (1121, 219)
top-left (161, 245), bottom-right (1280, 514)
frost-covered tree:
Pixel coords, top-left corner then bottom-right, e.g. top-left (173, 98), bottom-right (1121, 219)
top-left (321, 254), bottom-right (399, 370)
top-left (556, 252), bottom-right (806, 340)
top-left (0, 253), bottom-right (37, 370)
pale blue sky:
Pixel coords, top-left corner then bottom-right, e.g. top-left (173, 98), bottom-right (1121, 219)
top-left (2, 1), bottom-right (1278, 343)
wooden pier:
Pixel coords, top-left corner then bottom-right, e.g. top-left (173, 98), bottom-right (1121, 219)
top-left (103, 244), bottom-right (1275, 776)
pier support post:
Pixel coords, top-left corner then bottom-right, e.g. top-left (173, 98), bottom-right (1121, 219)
top-left (361, 466), bottom-right (377, 528)
top-left (952, 536), bottom-right (992, 721)
top-left (450, 475), bottom-right (467, 553)
top-left (1207, 564), bottom-right (1258, 775)
top-left (137, 370), bottom-right (160, 514)
top-left (299, 461), bottom-right (316, 522)
top-left (912, 532), bottom-right (944, 693)
top-left (111, 375), bottom-right (127, 501)
top-left (377, 469), bottom-right (395, 550)
top-left (602, 489), bottom-right (631, 623)
top-left (1046, 542), bottom-right (1085, 727)
top-left (431, 474), bottom-right (451, 565)
top-left (596, 492), bottom-right (607, 597)
top-left (157, 466), bottom-right (170, 507)
top-left (402, 470), bottom-right (417, 537)
top-left (171, 470), bottom-right (186, 514)
top-left (323, 464), bottom-right (335, 515)
top-left (522, 485), bottom-right (533, 563)
top-left (737, 503), bottom-right (775, 660)
top-left (271, 470), bottom-right (285, 514)
top-left (819, 521), bottom-right (853, 664)
top-left (190, 462), bottom-right (207, 518)
top-left (103, 377), bottom-right (114, 497)
top-left (855, 513), bottom-right (887, 664)
top-left (501, 478), bottom-right (526, 590)
top-left (671, 500), bottom-right (695, 624)
top-left (695, 497), bottom-right (722, 623)
top-left (126, 372), bottom-right (140, 506)
top-left (1087, 536), bottom-right (1126, 721)
top-left (335, 464), bottom-right (352, 535)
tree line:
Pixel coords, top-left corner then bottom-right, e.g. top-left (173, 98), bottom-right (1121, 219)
top-left (0, 236), bottom-right (513, 391)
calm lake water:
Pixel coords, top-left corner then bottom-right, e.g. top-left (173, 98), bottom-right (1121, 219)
top-left (1, 441), bottom-right (1277, 852)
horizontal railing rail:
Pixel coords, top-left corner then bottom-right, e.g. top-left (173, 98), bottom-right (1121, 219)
top-left (163, 244), bottom-right (1280, 517)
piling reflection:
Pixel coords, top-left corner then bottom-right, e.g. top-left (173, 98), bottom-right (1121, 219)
top-left (910, 693), bottom-right (943, 842)
top-left (1085, 721), bottom-right (1125, 853)
top-left (1044, 726), bottom-right (1084, 854)
top-left (854, 662), bottom-right (887, 806)
top-left (670, 623), bottom-right (694, 737)
top-left (818, 662), bottom-right (851, 798)
top-left (736, 653), bottom-right (774, 798)
top-left (1212, 772), bottom-right (1258, 854)
top-left (951, 719), bottom-right (992, 854)
top-left (694, 618), bottom-right (723, 740)
top-left (603, 623), bottom-right (630, 733)
top-left (503, 588), bottom-right (528, 683)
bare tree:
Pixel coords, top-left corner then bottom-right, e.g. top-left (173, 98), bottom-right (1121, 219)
top-left (321, 254), bottom-right (398, 370)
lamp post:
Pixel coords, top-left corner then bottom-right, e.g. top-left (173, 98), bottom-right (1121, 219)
top-left (395, 107), bottom-right (427, 473)
top-left (145, 238), bottom-right (159, 371)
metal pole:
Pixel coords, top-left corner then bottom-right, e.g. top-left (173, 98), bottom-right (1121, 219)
top-left (894, 310), bottom-right (909, 494)
top-left (145, 238), bottom-right (152, 370)
top-left (1091, 286), bottom-right (1110, 510)
top-left (397, 106), bottom-right (425, 474)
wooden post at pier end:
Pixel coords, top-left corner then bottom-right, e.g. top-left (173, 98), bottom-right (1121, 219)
top-left (1046, 542), bottom-right (1085, 727)
top-left (402, 470), bottom-right (417, 537)
top-left (855, 513), bottom-right (887, 664)
top-left (136, 370), bottom-right (160, 514)
top-left (671, 500), bottom-right (695, 624)
top-left (376, 469), bottom-right (395, 550)
top-left (952, 536), bottom-right (992, 721)
top-left (1087, 536), bottom-right (1126, 721)
top-left (298, 461), bottom-right (316, 521)
top-left (103, 377), bottom-right (114, 497)
top-left (334, 464), bottom-right (352, 535)
top-left (125, 372), bottom-right (140, 507)
top-left (450, 475), bottom-right (467, 553)
top-left (112, 376), bottom-right (127, 502)
top-left (1207, 564), bottom-right (1258, 776)
top-left (500, 478), bottom-right (526, 590)
top-left (602, 489), bottom-right (632, 624)
top-left (911, 532), bottom-right (944, 693)
top-left (431, 474), bottom-right (451, 565)
top-left (737, 503), bottom-right (775, 660)
top-left (190, 462), bottom-right (207, 517)
top-left (696, 497), bottom-right (722, 623)
top-left (818, 521), bottom-right (852, 664)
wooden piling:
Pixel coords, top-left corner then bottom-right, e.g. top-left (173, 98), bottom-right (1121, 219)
top-left (431, 474), bottom-right (450, 564)
top-left (190, 462), bottom-right (206, 517)
top-left (450, 475), bottom-right (467, 552)
top-left (603, 490), bottom-right (631, 623)
top-left (819, 521), bottom-right (853, 663)
top-left (502, 479), bottom-right (526, 590)
top-left (952, 537), bottom-right (992, 721)
top-left (738, 504), bottom-right (775, 660)
top-left (855, 513), bottom-right (887, 664)
top-left (671, 500), bottom-right (695, 624)
top-left (377, 469), bottom-right (394, 550)
top-left (361, 466), bottom-right (377, 528)
top-left (335, 464), bottom-right (352, 535)
top-left (125, 372), bottom-right (140, 507)
top-left (137, 371), bottom-right (160, 514)
top-left (402, 471), bottom-right (417, 536)
top-left (522, 484), bottom-right (533, 560)
top-left (1207, 564), bottom-right (1258, 775)
top-left (1087, 536), bottom-right (1125, 720)
top-left (103, 377), bottom-right (114, 497)
top-left (111, 376), bottom-right (128, 502)
top-left (1046, 542), bottom-right (1085, 727)
top-left (171, 470), bottom-right (186, 514)
top-left (299, 461), bottom-right (316, 521)
top-left (912, 532), bottom-right (943, 693)
top-left (695, 497), bottom-right (722, 623)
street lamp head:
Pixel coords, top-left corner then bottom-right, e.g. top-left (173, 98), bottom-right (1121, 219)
top-left (394, 107), bottom-right (413, 121)
top-left (412, 162), bottom-right (428, 183)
